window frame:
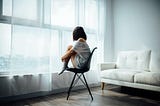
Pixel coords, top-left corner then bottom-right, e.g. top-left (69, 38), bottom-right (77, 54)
top-left (0, 0), bottom-right (99, 74)
top-left (0, 0), bottom-right (97, 33)
top-left (0, 0), bottom-right (42, 27)
top-left (0, 0), bottom-right (11, 24)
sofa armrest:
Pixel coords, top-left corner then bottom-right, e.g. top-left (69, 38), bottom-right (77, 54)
top-left (98, 62), bottom-right (116, 71)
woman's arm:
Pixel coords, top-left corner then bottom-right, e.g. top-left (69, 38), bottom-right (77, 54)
top-left (61, 46), bottom-right (76, 62)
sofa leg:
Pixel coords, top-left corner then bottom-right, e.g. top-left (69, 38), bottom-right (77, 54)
top-left (101, 82), bottom-right (105, 90)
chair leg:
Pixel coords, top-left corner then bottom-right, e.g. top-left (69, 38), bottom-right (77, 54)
top-left (101, 82), bottom-right (105, 90)
top-left (72, 74), bottom-right (82, 87)
top-left (67, 73), bottom-right (77, 100)
top-left (77, 74), bottom-right (86, 86)
top-left (82, 74), bottom-right (93, 100)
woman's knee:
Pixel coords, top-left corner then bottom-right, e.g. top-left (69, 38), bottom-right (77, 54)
top-left (67, 45), bottom-right (73, 51)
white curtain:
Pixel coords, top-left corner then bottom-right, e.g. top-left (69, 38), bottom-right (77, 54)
top-left (0, 0), bottom-right (106, 97)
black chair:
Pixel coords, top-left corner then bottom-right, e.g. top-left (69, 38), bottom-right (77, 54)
top-left (65, 47), bottom-right (97, 100)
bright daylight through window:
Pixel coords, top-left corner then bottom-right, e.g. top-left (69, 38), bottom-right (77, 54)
top-left (0, 0), bottom-right (103, 75)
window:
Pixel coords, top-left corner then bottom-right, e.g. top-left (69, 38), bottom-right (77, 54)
top-left (85, 0), bottom-right (98, 30)
top-left (10, 25), bottom-right (51, 74)
top-left (12, 0), bottom-right (38, 20)
top-left (0, 23), bottom-right (11, 72)
top-left (0, 0), bottom-right (100, 74)
top-left (0, 23), bottom-right (11, 55)
top-left (2, 0), bottom-right (12, 16)
top-left (51, 0), bottom-right (76, 27)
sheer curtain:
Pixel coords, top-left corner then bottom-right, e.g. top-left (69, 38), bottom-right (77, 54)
top-left (0, 0), bottom-right (107, 96)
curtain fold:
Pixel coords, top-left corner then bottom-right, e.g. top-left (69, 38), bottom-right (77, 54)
top-left (10, 0), bottom-right (52, 92)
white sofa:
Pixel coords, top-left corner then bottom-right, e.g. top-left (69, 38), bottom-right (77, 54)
top-left (99, 50), bottom-right (160, 92)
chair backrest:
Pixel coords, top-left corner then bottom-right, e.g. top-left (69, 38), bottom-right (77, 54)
top-left (82, 47), bottom-right (97, 70)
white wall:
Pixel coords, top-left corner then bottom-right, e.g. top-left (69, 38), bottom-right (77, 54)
top-left (104, 0), bottom-right (114, 62)
top-left (110, 0), bottom-right (160, 72)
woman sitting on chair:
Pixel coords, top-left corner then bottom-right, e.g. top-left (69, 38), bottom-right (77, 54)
top-left (59, 26), bottom-right (91, 75)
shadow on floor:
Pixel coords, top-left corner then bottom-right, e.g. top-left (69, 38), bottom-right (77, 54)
top-left (105, 84), bottom-right (160, 101)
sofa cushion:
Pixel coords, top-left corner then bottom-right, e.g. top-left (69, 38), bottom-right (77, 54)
top-left (101, 69), bottom-right (142, 82)
top-left (134, 72), bottom-right (160, 86)
top-left (150, 52), bottom-right (160, 72)
top-left (116, 50), bottom-right (151, 71)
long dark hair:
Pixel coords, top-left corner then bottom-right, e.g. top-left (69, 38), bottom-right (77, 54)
top-left (72, 26), bottom-right (87, 41)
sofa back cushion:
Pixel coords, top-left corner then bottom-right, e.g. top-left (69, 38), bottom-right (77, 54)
top-left (150, 52), bottom-right (160, 72)
top-left (116, 50), bottom-right (151, 71)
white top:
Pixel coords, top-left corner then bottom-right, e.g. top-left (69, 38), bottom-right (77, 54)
top-left (72, 41), bottom-right (90, 68)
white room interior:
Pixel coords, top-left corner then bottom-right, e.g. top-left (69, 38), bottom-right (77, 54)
top-left (105, 0), bottom-right (160, 73)
top-left (0, 0), bottom-right (160, 101)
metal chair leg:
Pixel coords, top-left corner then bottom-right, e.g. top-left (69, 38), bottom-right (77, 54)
top-left (67, 73), bottom-right (77, 100)
top-left (77, 74), bottom-right (86, 86)
top-left (82, 74), bottom-right (93, 100)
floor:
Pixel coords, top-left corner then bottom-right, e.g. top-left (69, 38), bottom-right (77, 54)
top-left (1, 85), bottom-right (160, 106)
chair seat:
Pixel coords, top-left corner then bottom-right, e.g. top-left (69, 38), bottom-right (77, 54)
top-left (66, 68), bottom-right (89, 73)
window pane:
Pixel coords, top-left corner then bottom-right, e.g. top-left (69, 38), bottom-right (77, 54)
top-left (0, 23), bottom-right (11, 72)
top-left (85, 0), bottom-right (98, 30)
top-left (2, 0), bottom-right (12, 16)
top-left (87, 33), bottom-right (97, 49)
top-left (51, 0), bottom-right (75, 27)
top-left (50, 30), bottom-right (61, 71)
top-left (62, 31), bottom-right (72, 51)
top-left (12, 0), bottom-right (38, 20)
top-left (0, 23), bottom-right (11, 55)
top-left (11, 25), bottom-right (51, 74)
top-left (44, 0), bottom-right (51, 24)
